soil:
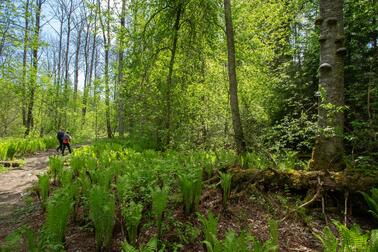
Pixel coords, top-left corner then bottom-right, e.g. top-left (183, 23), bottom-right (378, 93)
top-left (0, 149), bottom-right (58, 240)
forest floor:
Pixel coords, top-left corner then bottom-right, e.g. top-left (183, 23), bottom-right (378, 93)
top-left (0, 149), bottom-right (62, 240)
top-left (0, 148), bottom-right (374, 251)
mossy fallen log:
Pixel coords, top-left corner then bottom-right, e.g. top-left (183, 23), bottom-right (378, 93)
top-left (229, 167), bottom-right (378, 193)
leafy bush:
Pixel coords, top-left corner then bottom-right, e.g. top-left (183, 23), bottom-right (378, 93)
top-left (89, 185), bottom-right (116, 251)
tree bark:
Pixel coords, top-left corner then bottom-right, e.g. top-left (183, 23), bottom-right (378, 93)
top-left (223, 0), bottom-right (246, 155)
top-left (98, 0), bottom-right (113, 138)
top-left (117, 0), bottom-right (127, 137)
top-left (25, 0), bottom-right (43, 136)
top-left (73, 22), bottom-right (83, 100)
top-left (22, 0), bottom-right (30, 127)
top-left (163, 1), bottom-right (183, 147)
top-left (310, 0), bottom-right (345, 171)
top-left (64, 0), bottom-right (74, 92)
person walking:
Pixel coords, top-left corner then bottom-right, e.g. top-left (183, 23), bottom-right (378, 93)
top-left (62, 131), bottom-right (72, 156)
top-left (56, 128), bottom-right (65, 152)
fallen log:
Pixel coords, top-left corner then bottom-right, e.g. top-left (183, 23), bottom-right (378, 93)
top-left (229, 167), bottom-right (378, 193)
top-left (0, 161), bottom-right (21, 168)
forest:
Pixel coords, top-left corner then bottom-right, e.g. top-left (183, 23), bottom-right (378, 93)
top-left (0, 0), bottom-right (377, 251)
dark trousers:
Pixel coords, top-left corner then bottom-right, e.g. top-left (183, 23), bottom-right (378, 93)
top-left (57, 139), bottom-right (63, 151)
top-left (62, 143), bottom-right (71, 155)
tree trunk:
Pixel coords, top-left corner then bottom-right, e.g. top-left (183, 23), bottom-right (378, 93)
top-left (163, 1), bottom-right (183, 147)
top-left (82, 9), bottom-right (97, 124)
top-left (73, 23), bottom-right (83, 101)
top-left (22, 0), bottom-right (30, 127)
top-left (117, 0), bottom-right (127, 137)
top-left (25, 0), bottom-right (43, 136)
top-left (310, 0), bottom-right (345, 171)
top-left (223, 0), bottom-right (246, 155)
top-left (64, 0), bottom-right (73, 93)
top-left (98, 0), bottom-right (113, 138)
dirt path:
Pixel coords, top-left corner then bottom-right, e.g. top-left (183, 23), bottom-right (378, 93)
top-left (0, 149), bottom-right (58, 238)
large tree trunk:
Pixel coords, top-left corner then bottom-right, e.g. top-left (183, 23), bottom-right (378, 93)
top-left (117, 0), bottom-right (127, 137)
top-left (223, 0), bottom-right (246, 155)
top-left (25, 0), bottom-right (43, 136)
top-left (310, 0), bottom-right (346, 171)
top-left (22, 0), bottom-right (30, 127)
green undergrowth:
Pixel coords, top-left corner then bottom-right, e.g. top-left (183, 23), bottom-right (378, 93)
top-left (2, 140), bottom-right (377, 251)
top-left (0, 137), bottom-right (56, 160)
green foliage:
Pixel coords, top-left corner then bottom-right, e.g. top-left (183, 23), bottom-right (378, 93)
top-left (219, 172), bottom-right (232, 207)
top-left (198, 211), bottom-right (218, 249)
top-left (88, 185), bottom-right (116, 251)
top-left (122, 200), bottom-right (143, 246)
top-left (41, 186), bottom-right (74, 249)
top-left (121, 237), bottom-right (159, 252)
top-left (37, 174), bottom-right (49, 209)
top-left (179, 171), bottom-right (203, 215)
top-left (361, 188), bottom-right (378, 221)
top-left (315, 220), bottom-right (378, 252)
top-left (0, 137), bottom-right (56, 160)
top-left (48, 156), bottom-right (64, 183)
top-left (151, 186), bottom-right (169, 238)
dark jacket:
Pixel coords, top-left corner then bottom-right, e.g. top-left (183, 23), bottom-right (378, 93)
top-left (57, 131), bottom-right (65, 141)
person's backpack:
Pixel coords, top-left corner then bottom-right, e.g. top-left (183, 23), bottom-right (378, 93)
top-left (63, 134), bottom-right (70, 144)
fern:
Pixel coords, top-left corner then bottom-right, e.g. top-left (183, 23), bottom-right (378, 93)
top-left (369, 230), bottom-right (378, 252)
top-left (37, 174), bottom-right (49, 210)
top-left (198, 211), bottom-right (218, 249)
top-left (121, 237), bottom-right (158, 252)
top-left (314, 226), bottom-right (338, 252)
top-left (361, 188), bottom-right (378, 221)
top-left (41, 186), bottom-right (74, 249)
top-left (179, 171), bottom-right (202, 215)
top-left (219, 172), bottom-right (232, 208)
top-left (151, 187), bottom-right (168, 239)
top-left (122, 200), bottom-right (143, 246)
top-left (89, 185), bottom-right (116, 251)
top-left (48, 156), bottom-right (64, 184)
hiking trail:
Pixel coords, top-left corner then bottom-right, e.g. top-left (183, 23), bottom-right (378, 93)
top-left (0, 149), bottom-right (57, 238)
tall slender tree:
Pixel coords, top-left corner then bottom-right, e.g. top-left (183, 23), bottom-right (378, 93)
top-left (25, 0), bottom-right (45, 136)
top-left (223, 0), bottom-right (246, 154)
